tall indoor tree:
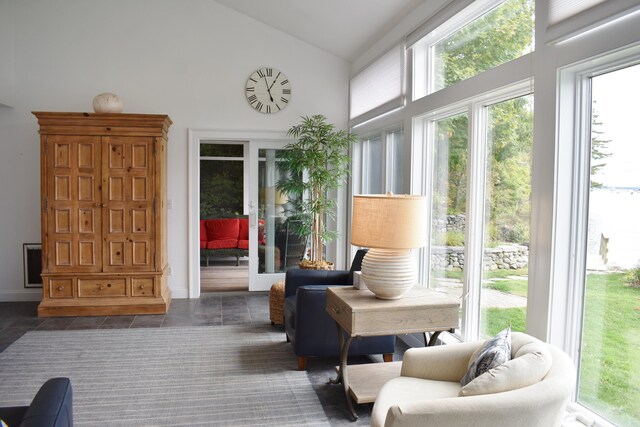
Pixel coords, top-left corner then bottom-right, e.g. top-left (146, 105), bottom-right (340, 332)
top-left (277, 115), bottom-right (357, 269)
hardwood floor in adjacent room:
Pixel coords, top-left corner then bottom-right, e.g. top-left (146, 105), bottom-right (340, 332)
top-left (200, 259), bottom-right (248, 292)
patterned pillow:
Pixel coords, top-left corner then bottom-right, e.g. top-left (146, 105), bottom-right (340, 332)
top-left (460, 327), bottom-right (512, 386)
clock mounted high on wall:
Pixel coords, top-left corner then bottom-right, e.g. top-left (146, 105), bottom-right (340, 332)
top-left (245, 67), bottom-right (291, 114)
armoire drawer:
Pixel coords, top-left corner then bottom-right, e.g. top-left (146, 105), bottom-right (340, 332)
top-left (132, 278), bottom-right (155, 297)
top-left (48, 279), bottom-right (74, 299)
top-left (78, 278), bottom-right (127, 297)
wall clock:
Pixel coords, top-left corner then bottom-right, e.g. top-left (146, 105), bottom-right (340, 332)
top-left (245, 67), bottom-right (291, 114)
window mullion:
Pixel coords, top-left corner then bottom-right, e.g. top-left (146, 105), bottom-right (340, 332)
top-left (462, 102), bottom-right (488, 342)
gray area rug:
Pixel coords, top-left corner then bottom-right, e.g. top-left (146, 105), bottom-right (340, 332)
top-left (0, 325), bottom-right (330, 426)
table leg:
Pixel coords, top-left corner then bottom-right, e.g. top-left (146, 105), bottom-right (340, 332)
top-left (423, 328), bottom-right (457, 346)
top-left (329, 322), bottom-right (345, 384)
top-left (328, 322), bottom-right (358, 421)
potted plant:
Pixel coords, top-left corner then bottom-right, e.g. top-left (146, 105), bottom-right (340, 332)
top-left (276, 115), bottom-right (358, 269)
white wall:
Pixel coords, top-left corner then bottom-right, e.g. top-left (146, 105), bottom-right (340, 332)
top-left (0, 0), bottom-right (15, 107)
top-left (0, 0), bottom-right (349, 301)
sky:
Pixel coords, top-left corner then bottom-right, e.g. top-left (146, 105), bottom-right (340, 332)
top-left (591, 63), bottom-right (640, 188)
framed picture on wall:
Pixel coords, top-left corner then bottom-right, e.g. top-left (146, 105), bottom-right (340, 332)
top-left (23, 243), bottom-right (43, 288)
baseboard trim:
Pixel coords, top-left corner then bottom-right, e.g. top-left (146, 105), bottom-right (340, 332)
top-left (0, 289), bottom-right (42, 302)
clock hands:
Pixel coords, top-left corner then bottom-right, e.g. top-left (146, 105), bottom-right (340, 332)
top-left (268, 72), bottom-right (281, 92)
top-left (263, 76), bottom-right (274, 102)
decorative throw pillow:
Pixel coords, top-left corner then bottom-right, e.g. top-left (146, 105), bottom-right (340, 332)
top-left (460, 326), bottom-right (511, 386)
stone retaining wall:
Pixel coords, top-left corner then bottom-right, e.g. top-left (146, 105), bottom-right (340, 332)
top-left (431, 245), bottom-right (529, 271)
top-left (433, 214), bottom-right (466, 233)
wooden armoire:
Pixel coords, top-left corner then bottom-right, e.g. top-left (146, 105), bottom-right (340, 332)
top-left (33, 112), bottom-right (172, 317)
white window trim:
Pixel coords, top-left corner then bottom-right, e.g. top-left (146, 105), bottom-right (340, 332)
top-left (551, 43), bottom-right (640, 426)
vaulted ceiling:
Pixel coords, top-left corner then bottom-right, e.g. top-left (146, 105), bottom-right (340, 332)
top-left (213, 0), bottom-right (425, 61)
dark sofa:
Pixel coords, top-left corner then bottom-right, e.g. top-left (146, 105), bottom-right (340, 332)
top-left (0, 378), bottom-right (73, 427)
top-left (284, 249), bottom-right (396, 370)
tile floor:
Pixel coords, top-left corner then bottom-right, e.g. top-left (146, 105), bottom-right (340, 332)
top-left (0, 291), bottom-right (407, 425)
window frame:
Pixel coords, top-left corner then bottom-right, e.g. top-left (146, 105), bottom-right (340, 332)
top-left (413, 81), bottom-right (533, 341)
top-left (551, 45), bottom-right (640, 426)
top-left (411, 0), bottom-right (530, 100)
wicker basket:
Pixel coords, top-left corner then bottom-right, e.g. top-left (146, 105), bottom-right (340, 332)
top-left (269, 280), bottom-right (285, 325)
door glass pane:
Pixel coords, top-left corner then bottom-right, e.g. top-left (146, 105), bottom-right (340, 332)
top-left (480, 94), bottom-right (533, 337)
top-left (433, 0), bottom-right (534, 93)
top-left (430, 112), bottom-right (468, 327)
top-left (258, 149), bottom-right (304, 274)
top-left (200, 144), bottom-right (243, 218)
top-left (579, 64), bottom-right (640, 427)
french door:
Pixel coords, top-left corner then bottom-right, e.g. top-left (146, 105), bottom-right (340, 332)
top-left (248, 140), bottom-right (296, 291)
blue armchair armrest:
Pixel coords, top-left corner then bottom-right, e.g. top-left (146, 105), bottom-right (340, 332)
top-left (0, 378), bottom-right (73, 427)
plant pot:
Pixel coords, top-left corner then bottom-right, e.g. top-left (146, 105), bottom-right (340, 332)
top-left (299, 260), bottom-right (335, 270)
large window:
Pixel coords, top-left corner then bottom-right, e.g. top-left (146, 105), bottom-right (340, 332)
top-left (420, 89), bottom-right (532, 340)
top-left (428, 112), bottom-right (468, 327)
top-left (480, 94), bottom-right (532, 337)
top-left (577, 64), bottom-right (640, 427)
top-left (413, 0), bottom-right (534, 99)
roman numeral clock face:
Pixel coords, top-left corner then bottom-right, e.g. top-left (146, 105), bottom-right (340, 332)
top-left (245, 67), bottom-right (291, 114)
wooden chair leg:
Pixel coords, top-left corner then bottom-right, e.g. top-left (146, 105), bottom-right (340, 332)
top-left (383, 353), bottom-right (394, 362)
top-left (297, 356), bottom-right (308, 370)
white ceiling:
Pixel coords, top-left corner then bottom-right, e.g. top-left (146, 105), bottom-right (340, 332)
top-left (212, 0), bottom-right (425, 61)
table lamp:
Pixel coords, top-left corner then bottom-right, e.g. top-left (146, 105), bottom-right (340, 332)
top-left (351, 193), bottom-right (428, 299)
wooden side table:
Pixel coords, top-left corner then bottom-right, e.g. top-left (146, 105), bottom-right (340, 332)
top-left (326, 286), bottom-right (460, 421)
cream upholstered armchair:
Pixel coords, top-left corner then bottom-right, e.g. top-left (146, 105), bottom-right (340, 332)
top-left (371, 332), bottom-right (575, 427)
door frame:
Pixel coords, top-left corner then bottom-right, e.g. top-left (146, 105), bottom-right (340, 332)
top-left (187, 129), bottom-right (288, 299)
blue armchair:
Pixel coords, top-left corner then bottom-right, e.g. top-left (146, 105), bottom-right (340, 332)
top-left (284, 249), bottom-right (396, 370)
top-left (0, 378), bottom-right (73, 427)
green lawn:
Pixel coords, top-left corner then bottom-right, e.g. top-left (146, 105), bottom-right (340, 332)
top-left (480, 270), bottom-right (640, 426)
top-left (579, 272), bottom-right (640, 427)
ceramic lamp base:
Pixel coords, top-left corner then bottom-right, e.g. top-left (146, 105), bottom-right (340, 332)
top-left (360, 248), bottom-right (416, 299)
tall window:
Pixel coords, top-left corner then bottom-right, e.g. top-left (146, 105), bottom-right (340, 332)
top-left (413, 0), bottom-right (534, 99)
top-left (578, 64), bottom-right (640, 427)
top-left (429, 112), bottom-right (468, 327)
top-left (421, 90), bottom-right (532, 340)
top-left (480, 94), bottom-right (532, 337)
top-left (357, 128), bottom-right (404, 195)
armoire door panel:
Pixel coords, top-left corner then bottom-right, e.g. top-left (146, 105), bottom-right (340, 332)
top-left (132, 241), bottom-right (149, 266)
top-left (109, 143), bottom-right (125, 169)
top-left (132, 209), bottom-right (148, 233)
top-left (109, 209), bottom-right (125, 233)
top-left (78, 209), bottom-right (95, 233)
top-left (102, 136), bottom-right (155, 272)
top-left (78, 175), bottom-right (94, 201)
top-left (54, 143), bottom-right (71, 168)
top-left (132, 176), bottom-right (148, 201)
top-left (109, 241), bottom-right (126, 266)
top-left (78, 241), bottom-right (96, 266)
top-left (132, 144), bottom-right (148, 168)
top-left (78, 143), bottom-right (95, 169)
top-left (108, 176), bottom-right (125, 201)
top-left (46, 135), bottom-right (102, 273)
top-left (55, 241), bottom-right (72, 266)
top-left (55, 209), bottom-right (71, 233)
top-left (54, 176), bottom-right (71, 201)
